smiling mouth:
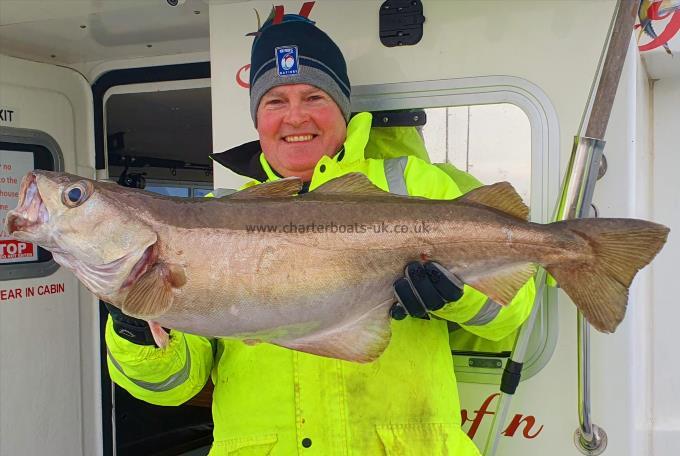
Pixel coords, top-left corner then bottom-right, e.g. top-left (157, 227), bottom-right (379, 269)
top-left (5, 172), bottom-right (49, 235)
top-left (283, 134), bottom-right (316, 143)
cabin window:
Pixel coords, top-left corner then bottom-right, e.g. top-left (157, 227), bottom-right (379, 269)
top-left (145, 183), bottom-right (212, 198)
top-left (421, 104), bottom-right (531, 202)
top-left (352, 76), bottom-right (560, 384)
top-left (104, 82), bottom-right (213, 192)
top-left (0, 129), bottom-right (62, 280)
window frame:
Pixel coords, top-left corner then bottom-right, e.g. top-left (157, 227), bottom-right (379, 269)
top-left (0, 126), bottom-right (64, 281)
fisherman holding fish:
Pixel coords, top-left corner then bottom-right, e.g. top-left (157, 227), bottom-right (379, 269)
top-left (2, 2), bottom-right (669, 454)
top-left (103, 6), bottom-right (536, 455)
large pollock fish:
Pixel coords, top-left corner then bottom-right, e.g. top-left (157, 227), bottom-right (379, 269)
top-left (5, 170), bottom-right (669, 362)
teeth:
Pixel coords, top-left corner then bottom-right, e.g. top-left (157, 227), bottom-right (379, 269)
top-left (284, 135), bottom-right (314, 143)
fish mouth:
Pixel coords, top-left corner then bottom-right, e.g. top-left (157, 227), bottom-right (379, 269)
top-left (5, 172), bottom-right (49, 237)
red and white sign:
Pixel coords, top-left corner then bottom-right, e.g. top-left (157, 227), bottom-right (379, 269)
top-left (0, 239), bottom-right (34, 261)
top-left (0, 150), bottom-right (37, 263)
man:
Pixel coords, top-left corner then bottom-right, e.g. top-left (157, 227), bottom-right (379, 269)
top-left (105, 8), bottom-right (535, 455)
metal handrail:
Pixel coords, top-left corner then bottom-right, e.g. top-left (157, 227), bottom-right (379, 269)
top-left (571, 0), bottom-right (639, 452)
top-left (482, 1), bottom-right (639, 454)
top-left (560, 137), bottom-right (608, 456)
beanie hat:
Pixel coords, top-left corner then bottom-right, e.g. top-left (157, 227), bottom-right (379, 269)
top-left (249, 4), bottom-right (351, 125)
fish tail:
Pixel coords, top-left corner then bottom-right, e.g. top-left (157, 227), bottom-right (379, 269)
top-left (546, 219), bottom-right (669, 333)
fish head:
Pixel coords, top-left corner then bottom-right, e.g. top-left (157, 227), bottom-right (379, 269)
top-left (5, 170), bottom-right (158, 298)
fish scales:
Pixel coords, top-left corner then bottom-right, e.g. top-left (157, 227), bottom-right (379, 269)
top-left (5, 170), bottom-right (669, 362)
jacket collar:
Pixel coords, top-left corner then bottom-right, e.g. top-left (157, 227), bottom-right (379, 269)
top-left (210, 141), bottom-right (353, 183)
top-left (209, 140), bottom-right (268, 182)
top-left (210, 112), bottom-right (372, 182)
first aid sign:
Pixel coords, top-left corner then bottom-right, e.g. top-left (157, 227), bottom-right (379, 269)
top-left (0, 239), bottom-right (34, 261)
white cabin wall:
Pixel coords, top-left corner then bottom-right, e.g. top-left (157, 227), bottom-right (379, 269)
top-left (0, 55), bottom-right (101, 456)
top-left (209, 0), bottom-right (616, 189)
top-left (649, 75), bottom-right (680, 454)
top-left (583, 39), bottom-right (657, 456)
top-left (631, 48), bottom-right (654, 456)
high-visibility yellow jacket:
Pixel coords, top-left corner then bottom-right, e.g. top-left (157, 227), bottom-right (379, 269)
top-left (106, 112), bottom-right (535, 455)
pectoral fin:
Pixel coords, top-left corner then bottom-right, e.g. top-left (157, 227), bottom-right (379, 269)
top-left (123, 263), bottom-right (186, 319)
top-left (149, 321), bottom-right (170, 349)
top-left (271, 301), bottom-right (393, 363)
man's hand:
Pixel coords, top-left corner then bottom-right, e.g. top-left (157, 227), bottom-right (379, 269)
top-left (390, 262), bottom-right (464, 320)
top-left (104, 302), bottom-right (167, 346)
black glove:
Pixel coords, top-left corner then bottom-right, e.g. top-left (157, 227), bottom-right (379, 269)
top-left (390, 261), bottom-right (464, 320)
top-left (103, 301), bottom-right (165, 346)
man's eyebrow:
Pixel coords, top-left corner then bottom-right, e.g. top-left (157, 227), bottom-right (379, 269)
top-left (301, 87), bottom-right (325, 96)
top-left (263, 87), bottom-right (326, 99)
top-left (262, 90), bottom-right (285, 99)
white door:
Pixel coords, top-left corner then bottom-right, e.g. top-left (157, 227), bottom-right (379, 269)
top-left (0, 54), bottom-right (101, 456)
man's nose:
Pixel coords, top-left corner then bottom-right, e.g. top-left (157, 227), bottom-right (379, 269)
top-left (283, 102), bottom-right (310, 126)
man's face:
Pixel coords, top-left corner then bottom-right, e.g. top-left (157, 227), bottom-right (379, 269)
top-left (257, 84), bottom-right (347, 182)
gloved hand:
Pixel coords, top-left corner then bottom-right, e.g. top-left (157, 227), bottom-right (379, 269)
top-left (104, 301), bottom-right (166, 346)
top-left (390, 261), bottom-right (464, 320)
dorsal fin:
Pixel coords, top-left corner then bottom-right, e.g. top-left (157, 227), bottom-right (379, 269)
top-left (458, 182), bottom-right (529, 220)
top-left (311, 172), bottom-right (390, 197)
top-left (230, 177), bottom-right (302, 199)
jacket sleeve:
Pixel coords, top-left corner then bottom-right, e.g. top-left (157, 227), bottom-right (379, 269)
top-left (105, 316), bottom-right (215, 406)
top-left (403, 156), bottom-right (536, 341)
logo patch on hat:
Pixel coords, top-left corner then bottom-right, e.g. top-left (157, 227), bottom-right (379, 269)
top-left (276, 46), bottom-right (299, 76)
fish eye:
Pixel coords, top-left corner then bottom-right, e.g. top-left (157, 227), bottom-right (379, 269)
top-left (68, 187), bottom-right (82, 202)
top-left (62, 181), bottom-right (93, 208)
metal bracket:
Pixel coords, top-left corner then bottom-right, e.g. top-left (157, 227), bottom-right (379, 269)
top-left (597, 154), bottom-right (608, 180)
top-left (574, 424), bottom-right (608, 455)
top-left (379, 0), bottom-right (425, 47)
top-left (370, 110), bottom-right (427, 127)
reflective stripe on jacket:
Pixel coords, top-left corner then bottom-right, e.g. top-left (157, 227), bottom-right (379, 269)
top-left (106, 112), bottom-right (535, 455)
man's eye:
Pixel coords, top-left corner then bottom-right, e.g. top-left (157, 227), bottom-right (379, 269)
top-left (307, 95), bottom-right (323, 101)
top-left (265, 99), bottom-right (283, 106)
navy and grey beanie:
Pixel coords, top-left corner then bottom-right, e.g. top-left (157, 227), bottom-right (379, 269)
top-left (249, 10), bottom-right (351, 125)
